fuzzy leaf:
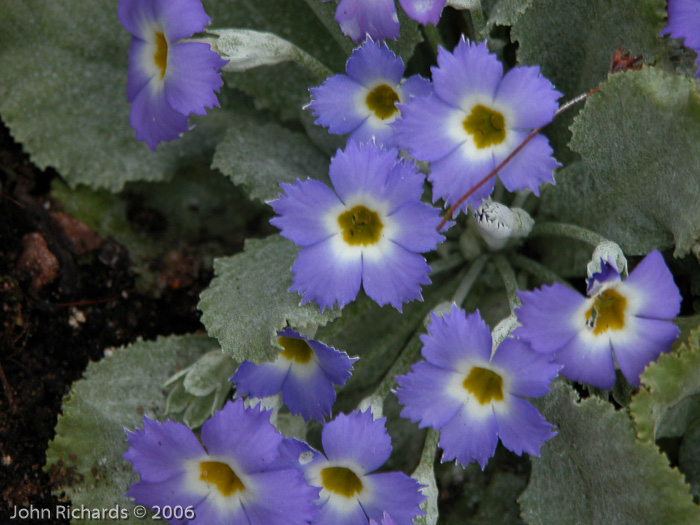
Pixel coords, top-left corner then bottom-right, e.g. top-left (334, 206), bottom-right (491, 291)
top-left (631, 328), bottom-right (700, 443)
top-left (0, 0), bottom-right (234, 191)
top-left (541, 68), bottom-right (700, 256)
top-left (211, 118), bottom-right (331, 203)
top-left (44, 334), bottom-right (218, 521)
top-left (207, 0), bottom-right (346, 120)
top-left (198, 236), bottom-right (341, 363)
top-left (520, 380), bottom-right (700, 525)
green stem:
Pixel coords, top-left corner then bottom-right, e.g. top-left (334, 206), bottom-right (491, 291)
top-left (494, 254), bottom-right (521, 313)
top-left (429, 254), bottom-right (465, 276)
top-left (290, 47), bottom-right (334, 80)
top-left (411, 428), bottom-right (439, 524)
top-left (423, 23), bottom-right (444, 55)
top-left (509, 253), bottom-right (574, 289)
top-left (530, 222), bottom-right (610, 247)
top-left (358, 335), bottom-right (422, 415)
top-left (452, 254), bottom-right (488, 306)
top-left (468, 1), bottom-right (487, 41)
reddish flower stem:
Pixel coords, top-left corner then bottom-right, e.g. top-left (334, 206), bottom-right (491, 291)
top-left (436, 87), bottom-right (600, 232)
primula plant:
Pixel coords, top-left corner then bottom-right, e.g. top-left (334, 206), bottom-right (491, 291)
top-left (3, 0), bottom-right (700, 523)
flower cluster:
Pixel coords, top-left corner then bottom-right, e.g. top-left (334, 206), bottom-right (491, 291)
top-left (269, 140), bottom-right (444, 311)
top-left (232, 327), bottom-right (357, 422)
top-left (514, 251), bottom-right (682, 389)
top-left (124, 402), bottom-right (425, 524)
top-left (117, 0), bottom-right (227, 149)
top-left (323, 0), bottom-right (448, 43)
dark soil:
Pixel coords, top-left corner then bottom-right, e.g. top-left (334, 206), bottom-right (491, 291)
top-left (0, 122), bottom-right (218, 523)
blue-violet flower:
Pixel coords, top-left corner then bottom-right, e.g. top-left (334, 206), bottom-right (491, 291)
top-left (123, 400), bottom-right (318, 524)
top-left (322, 0), bottom-right (400, 43)
top-left (117, 0), bottom-right (227, 150)
top-left (514, 250), bottom-right (682, 389)
top-left (394, 39), bottom-right (562, 213)
top-left (269, 141), bottom-right (445, 311)
top-left (232, 327), bottom-right (357, 422)
top-left (296, 410), bottom-right (426, 524)
top-left (661, 0), bottom-right (700, 76)
top-left (396, 306), bottom-right (560, 469)
top-left (308, 39), bottom-right (431, 148)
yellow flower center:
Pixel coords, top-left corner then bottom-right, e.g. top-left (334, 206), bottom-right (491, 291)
top-left (463, 105), bottom-right (506, 148)
top-left (199, 461), bottom-right (245, 496)
top-left (337, 205), bottom-right (383, 246)
top-left (154, 31), bottom-right (168, 79)
top-left (320, 466), bottom-right (363, 498)
top-left (365, 84), bottom-right (400, 120)
top-left (278, 336), bottom-right (313, 364)
top-left (585, 288), bottom-right (627, 335)
top-left (462, 366), bottom-right (504, 405)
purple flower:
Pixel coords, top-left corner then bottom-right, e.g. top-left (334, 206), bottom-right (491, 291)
top-left (661, 0), bottom-right (700, 76)
top-left (323, 0), bottom-right (400, 43)
top-left (232, 328), bottom-right (357, 422)
top-left (123, 400), bottom-right (318, 524)
top-left (396, 306), bottom-right (560, 469)
top-left (393, 39), bottom-right (562, 213)
top-left (398, 0), bottom-right (446, 25)
top-left (369, 513), bottom-right (398, 525)
top-left (297, 410), bottom-right (426, 524)
top-left (269, 141), bottom-right (445, 311)
top-left (308, 39), bottom-right (431, 148)
top-left (117, 0), bottom-right (227, 150)
top-left (514, 250), bottom-right (682, 389)
top-left (322, 0), bottom-right (447, 42)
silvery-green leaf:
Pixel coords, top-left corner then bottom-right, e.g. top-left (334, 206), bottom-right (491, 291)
top-left (199, 236), bottom-right (341, 363)
top-left (520, 380), bottom-right (700, 524)
top-left (211, 118), bottom-right (330, 204)
top-left (542, 68), bottom-right (700, 257)
top-left (183, 390), bottom-right (217, 429)
top-left (44, 334), bottom-right (215, 519)
top-left (182, 350), bottom-right (237, 397)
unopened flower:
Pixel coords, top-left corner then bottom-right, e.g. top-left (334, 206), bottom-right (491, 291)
top-left (396, 306), bottom-right (559, 469)
top-left (394, 39), bottom-right (561, 213)
top-left (123, 400), bottom-right (318, 524)
top-left (514, 250), bottom-right (682, 389)
top-left (269, 141), bottom-right (445, 311)
top-left (117, 0), bottom-right (227, 149)
top-left (308, 39), bottom-right (431, 148)
top-left (298, 410), bottom-right (426, 524)
top-left (232, 327), bottom-right (357, 422)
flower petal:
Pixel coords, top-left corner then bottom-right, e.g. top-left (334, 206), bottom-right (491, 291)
top-left (269, 179), bottom-right (343, 247)
top-left (494, 65), bottom-right (561, 129)
top-left (494, 396), bottom-right (556, 457)
top-left (290, 236), bottom-right (363, 310)
top-left (621, 250), bottom-right (682, 319)
top-left (554, 331), bottom-right (616, 389)
top-left (395, 362), bottom-right (464, 428)
top-left (309, 76), bottom-right (368, 135)
top-left (346, 39), bottom-right (404, 86)
top-left (438, 403), bottom-right (498, 469)
top-left (431, 40), bottom-right (503, 109)
top-left (321, 410), bottom-right (392, 473)
top-left (232, 360), bottom-right (289, 399)
top-left (332, 0), bottom-right (400, 43)
top-left (360, 471), bottom-right (425, 525)
top-left (362, 243), bottom-right (431, 311)
top-left (490, 338), bottom-right (560, 398)
top-left (164, 42), bottom-right (226, 116)
top-left (388, 201), bottom-right (444, 252)
top-left (494, 131), bottom-right (559, 195)
top-left (398, 0), bottom-right (446, 25)
top-left (200, 401), bottom-right (282, 473)
top-left (155, 0), bottom-right (211, 42)
top-left (611, 317), bottom-right (680, 387)
top-left (242, 470), bottom-right (319, 525)
top-left (421, 306), bottom-right (493, 368)
top-left (129, 84), bottom-right (190, 150)
top-left (514, 283), bottom-right (587, 354)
